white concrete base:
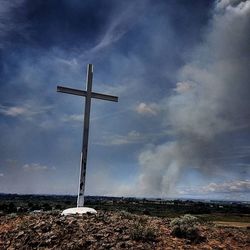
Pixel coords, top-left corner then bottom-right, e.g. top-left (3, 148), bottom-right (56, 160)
top-left (61, 207), bottom-right (97, 215)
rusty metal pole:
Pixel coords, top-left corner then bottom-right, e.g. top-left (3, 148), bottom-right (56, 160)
top-left (77, 64), bottom-right (93, 207)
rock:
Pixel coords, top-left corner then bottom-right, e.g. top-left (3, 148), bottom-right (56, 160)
top-left (122, 235), bottom-right (130, 241)
top-left (116, 241), bottom-right (126, 248)
top-left (16, 231), bottom-right (25, 238)
top-left (95, 233), bottom-right (104, 239)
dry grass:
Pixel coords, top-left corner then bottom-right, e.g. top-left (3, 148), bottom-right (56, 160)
top-left (215, 221), bottom-right (250, 228)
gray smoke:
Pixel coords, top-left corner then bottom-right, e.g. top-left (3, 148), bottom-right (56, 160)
top-left (135, 0), bottom-right (250, 196)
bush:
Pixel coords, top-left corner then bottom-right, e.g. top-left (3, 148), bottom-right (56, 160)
top-left (7, 203), bottom-right (17, 213)
top-left (130, 218), bottom-right (157, 242)
top-left (119, 210), bottom-right (136, 220)
top-left (43, 203), bottom-right (52, 211)
top-left (170, 214), bottom-right (203, 242)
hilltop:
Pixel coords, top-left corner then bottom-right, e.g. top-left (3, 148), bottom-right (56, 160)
top-left (0, 210), bottom-right (249, 249)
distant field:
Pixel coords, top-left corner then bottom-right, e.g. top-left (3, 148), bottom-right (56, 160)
top-left (196, 214), bottom-right (250, 223)
top-left (215, 221), bottom-right (250, 228)
top-left (0, 194), bottom-right (249, 225)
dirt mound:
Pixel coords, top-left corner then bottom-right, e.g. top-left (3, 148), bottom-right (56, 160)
top-left (0, 211), bottom-right (249, 249)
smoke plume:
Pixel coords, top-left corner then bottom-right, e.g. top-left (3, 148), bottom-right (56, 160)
top-left (136, 0), bottom-right (250, 196)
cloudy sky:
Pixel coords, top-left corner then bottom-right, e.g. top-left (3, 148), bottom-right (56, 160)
top-left (0, 0), bottom-right (249, 201)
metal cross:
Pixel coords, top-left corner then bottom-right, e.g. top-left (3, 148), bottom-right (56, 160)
top-left (57, 64), bottom-right (118, 207)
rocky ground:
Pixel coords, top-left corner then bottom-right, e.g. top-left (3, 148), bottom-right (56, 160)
top-left (0, 211), bottom-right (249, 249)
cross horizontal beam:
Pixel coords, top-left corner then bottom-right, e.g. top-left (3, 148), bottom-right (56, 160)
top-left (57, 86), bottom-right (118, 102)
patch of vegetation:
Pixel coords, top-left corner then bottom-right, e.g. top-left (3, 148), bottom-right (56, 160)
top-left (170, 214), bottom-right (204, 243)
top-left (119, 210), bottom-right (136, 220)
top-left (130, 218), bottom-right (157, 242)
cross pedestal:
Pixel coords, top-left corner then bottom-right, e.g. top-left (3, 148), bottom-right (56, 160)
top-left (61, 207), bottom-right (97, 215)
top-left (57, 64), bottom-right (118, 215)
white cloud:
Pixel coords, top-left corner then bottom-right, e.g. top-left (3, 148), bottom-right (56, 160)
top-left (0, 173), bottom-right (4, 177)
top-left (22, 163), bottom-right (56, 172)
top-left (180, 180), bottom-right (250, 195)
top-left (216, 0), bottom-right (250, 12)
top-left (96, 130), bottom-right (144, 146)
top-left (135, 102), bottom-right (159, 116)
top-left (0, 104), bottom-right (52, 119)
top-left (87, 2), bottom-right (146, 55)
top-left (95, 130), bottom-right (167, 146)
top-left (0, 105), bottom-right (28, 117)
top-left (174, 81), bottom-right (194, 94)
top-left (204, 180), bottom-right (250, 193)
top-left (61, 114), bottom-right (83, 123)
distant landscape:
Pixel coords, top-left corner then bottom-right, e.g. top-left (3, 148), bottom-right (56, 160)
top-left (1, 194), bottom-right (249, 223)
top-left (0, 194), bottom-right (249, 249)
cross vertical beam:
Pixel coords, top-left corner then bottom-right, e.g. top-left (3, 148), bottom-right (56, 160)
top-left (77, 64), bottom-right (93, 207)
top-left (57, 63), bottom-right (118, 213)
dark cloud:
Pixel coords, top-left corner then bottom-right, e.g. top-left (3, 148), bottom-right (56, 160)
top-left (1, 0), bottom-right (116, 50)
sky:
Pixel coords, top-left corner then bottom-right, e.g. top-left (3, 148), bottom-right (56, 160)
top-left (0, 0), bottom-right (249, 201)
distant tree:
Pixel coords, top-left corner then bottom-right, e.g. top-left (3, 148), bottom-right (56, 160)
top-left (28, 202), bottom-right (34, 210)
top-left (55, 204), bottom-right (62, 210)
top-left (7, 203), bottom-right (17, 213)
top-left (28, 203), bottom-right (41, 211)
top-left (0, 203), bottom-right (8, 212)
top-left (43, 203), bottom-right (52, 211)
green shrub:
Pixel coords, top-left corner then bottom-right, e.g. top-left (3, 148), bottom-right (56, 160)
top-left (170, 214), bottom-right (203, 242)
top-left (130, 218), bottom-right (157, 242)
top-left (119, 210), bottom-right (136, 220)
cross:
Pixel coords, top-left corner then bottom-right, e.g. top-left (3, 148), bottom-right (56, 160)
top-left (57, 64), bottom-right (118, 211)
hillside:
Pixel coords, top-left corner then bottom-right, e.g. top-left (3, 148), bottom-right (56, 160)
top-left (0, 211), bottom-right (249, 249)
